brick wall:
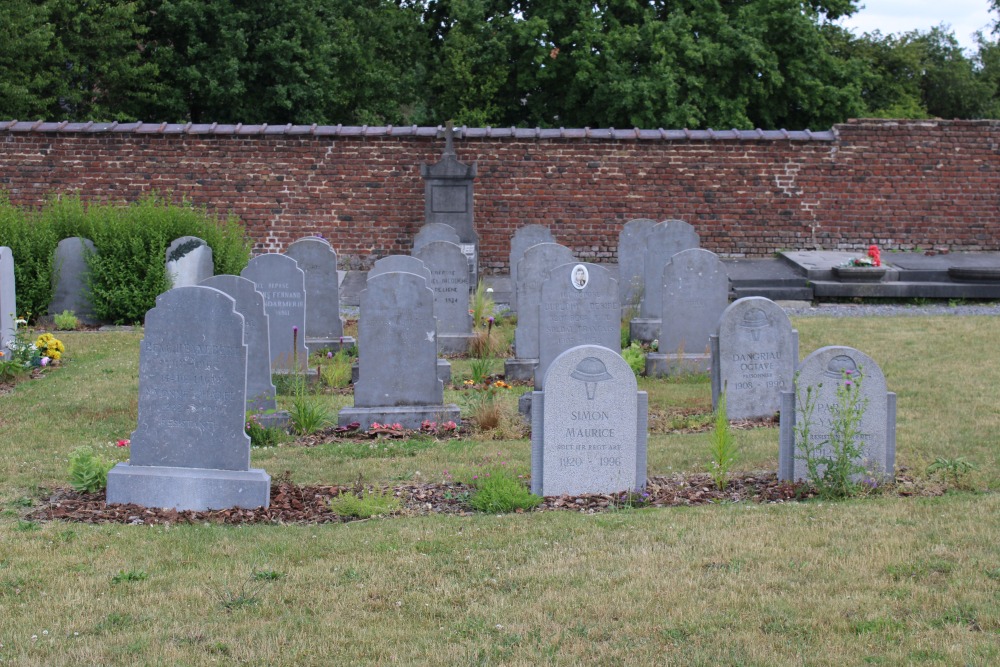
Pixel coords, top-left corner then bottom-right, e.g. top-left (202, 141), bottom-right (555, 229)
top-left (1, 119), bottom-right (997, 271)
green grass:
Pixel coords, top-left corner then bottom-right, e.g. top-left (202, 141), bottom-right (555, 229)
top-left (0, 318), bottom-right (998, 665)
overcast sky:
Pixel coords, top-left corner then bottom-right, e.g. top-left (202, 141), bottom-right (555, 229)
top-left (837, 0), bottom-right (996, 53)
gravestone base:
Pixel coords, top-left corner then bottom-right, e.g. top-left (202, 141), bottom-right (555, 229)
top-left (352, 359), bottom-right (451, 385)
top-left (645, 352), bottom-right (711, 377)
top-left (438, 333), bottom-right (473, 355)
top-left (504, 358), bottom-right (537, 383)
top-left (255, 410), bottom-right (291, 430)
top-left (629, 318), bottom-right (660, 344)
top-left (107, 464), bottom-right (271, 511)
top-left (305, 335), bottom-right (356, 356)
top-left (337, 404), bottom-right (461, 432)
top-left (518, 392), bottom-right (533, 419)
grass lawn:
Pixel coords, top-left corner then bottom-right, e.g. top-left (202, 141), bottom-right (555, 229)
top-left (0, 316), bottom-right (997, 666)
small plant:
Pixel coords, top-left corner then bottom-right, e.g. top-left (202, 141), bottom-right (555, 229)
top-left (288, 387), bottom-right (331, 435)
top-left (252, 570), bottom-right (285, 581)
top-left (708, 388), bottom-right (738, 491)
top-left (612, 489), bottom-right (652, 510)
top-left (464, 387), bottom-right (504, 432)
top-left (470, 279), bottom-right (495, 329)
top-left (328, 484), bottom-right (402, 518)
top-left (320, 348), bottom-right (353, 389)
top-left (468, 356), bottom-right (494, 384)
top-left (68, 446), bottom-right (115, 494)
top-left (794, 369), bottom-right (871, 499)
top-left (468, 467), bottom-right (542, 513)
top-left (34, 333), bottom-right (65, 362)
top-left (53, 309), bottom-right (79, 331)
top-left (841, 244), bottom-right (882, 267)
top-left (926, 457), bottom-right (978, 489)
top-left (245, 413), bottom-right (287, 447)
top-left (111, 570), bottom-right (148, 584)
top-left (621, 342), bottom-right (645, 376)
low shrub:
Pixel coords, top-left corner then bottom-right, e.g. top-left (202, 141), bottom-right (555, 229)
top-left (329, 487), bottom-right (402, 518)
top-left (68, 446), bottom-right (114, 494)
top-left (468, 468), bottom-right (542, 513)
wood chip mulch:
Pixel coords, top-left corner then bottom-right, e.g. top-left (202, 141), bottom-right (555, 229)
top-left (21, 469), bottom-right (943, 527)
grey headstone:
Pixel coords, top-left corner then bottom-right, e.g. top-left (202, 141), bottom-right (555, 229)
top-left (106, 286), bottom-right (270, 511)
top-left (420, 125), bottom-right (477, 244)
top-left (639, 220), bottom-right (700, 319)
top-left (413, 241), bottom-right (473, 353)
top-left (0, 247), bottom-right (14, 350)
top-left (284, 237), bottom-right (347, 346)
top-left (166, 236), bottom-right (213, 288)
top-left (49, 237), bottom-right (98, 324)
top-left (711, 297), bottom-right (797, 420)
top-left (339, 271), bottom-right (459, 430)
top-left (779, 346), bottom-right (896, 483)
top-left (200, 275), bottom-right (277, 413)
top-left (508, 225), bottom-right (555, 312)
top-left (412, 223), bottom-right (460, 253)
top-left (368, 255), bottom-right (431, 283)
top-left (530, 345), bottom-right (647, 497)
top-left (240, 254), bottom-right (308, 372)
top-left (617, 218), bottom-right (657, 309)
top-left (650, 249), bottom-right (728, 374)
top-left (536, 262), bottom-right (620, 390)
top-left (513, 243), bottom-right (575, 361)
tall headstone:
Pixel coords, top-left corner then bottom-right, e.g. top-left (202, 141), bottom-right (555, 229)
top-left (421, 124), bottom-right (478, 286)
top-left (536, 263), bottom-right (620, 390)
top-left (338, 271), bottom-right (460, 430)
top-left (617, 218), bottom-right (657, 312)
top-left (711, 297), bottom-right (798, 419)
top-left (49, 237), bottom-right (98, 324)
top-left (779, 346), bottom-right (896, 483)
top-left (165, 236), bottom-right (213, 288)
top-left (200, 275), bottom-right (277, 414)
top-left (505, 242), bottom-right (574, 382)
top-left (646, 248), bottom-right (729, 376)
top-left (0, 247), bottom-right (15, 351)
top-left (106, 286), bottom-right (270, 511)
top-left (631, 220), bottom-right (699, 342)
top-left (284, 236), bottom-right (353, 353)
top-left (508, 225), bottom-right (556, 313)
top-left (413, 241), bottom-right (473, 354)
top-left (240, 254), bottom-right (308, 372)
top-left (531, 345), bottom-right (647, 497)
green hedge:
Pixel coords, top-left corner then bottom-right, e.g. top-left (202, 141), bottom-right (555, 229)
top-left (0, 195), bottom-right (251, 324)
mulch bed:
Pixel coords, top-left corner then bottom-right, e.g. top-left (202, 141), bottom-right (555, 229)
top-left (24, 469), bottom-right (942, 527)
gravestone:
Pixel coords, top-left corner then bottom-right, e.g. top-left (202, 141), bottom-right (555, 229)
top-left (200, 275), bottom-right (278, 415)
top-left (0, 247), bottom-right (15, 351)
top-left (106, 286), bottom-right (270, 510)
top-left (357, 255), bottom-right (450, 385)
top-left (711, 297), bottom-right (798, 420)
top-left (631, 220), bottom-right (699, 342)
top-left (779, 346), bottom-right (896, 483)
top-left (369, 255), bottom-right (431, 283)
top-left (508, 225), bottom-right (555, 313)
top-left (284, 236), bottom-right (353, 353)
top-left (166, 236), bottom-right (213, 288)
top-left (505, 242), bottom-right (574, 382)
top-left (646, 248), bottom-right (729, 376)
top-left (536, 263), bottom-right (621, 389)
top-left (240, 254), bottom-right (308, 373)
top-left (617, 218), bottom-right (657, 313)
top-left (49, 237), bottom-right (98, 324)
top-left (530, 344), bottom-right (647, 497)
top-left (412, 223), bottom-right (460, 253)
top-left (338, 271), bottom-right (460, 430)
top-left (414, 241), bottom-right (473, 354)
top-left (421, 124), bottom-right (478, 286)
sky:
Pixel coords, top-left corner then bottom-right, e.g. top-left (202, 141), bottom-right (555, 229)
top-left (837, 0), bottom-right (996, 53)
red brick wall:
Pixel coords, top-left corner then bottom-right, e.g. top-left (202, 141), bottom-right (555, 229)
top-left (1, 119), bottom-right (997, 271)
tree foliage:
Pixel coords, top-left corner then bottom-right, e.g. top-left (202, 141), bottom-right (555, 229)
top-left (0, 0), bottom-right (998, 128)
